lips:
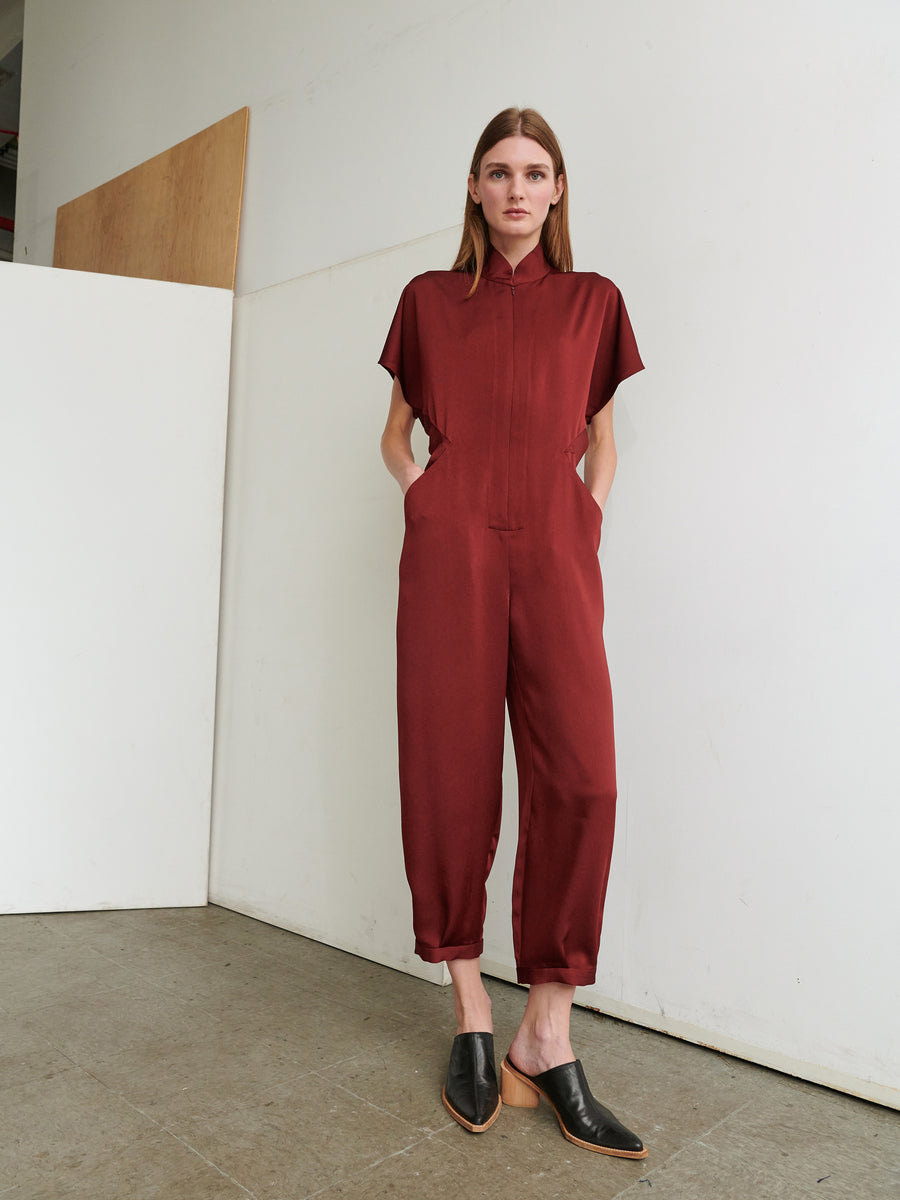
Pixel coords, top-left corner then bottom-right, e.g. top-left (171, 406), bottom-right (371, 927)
top-left (504, 209), bottom-right (528, 215)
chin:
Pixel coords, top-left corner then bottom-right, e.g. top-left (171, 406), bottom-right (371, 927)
top-left (495, 221), bottom-right (539, 238)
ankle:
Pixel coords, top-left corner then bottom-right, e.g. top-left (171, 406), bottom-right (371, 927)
top-left (455, 991), bottom-right (493, 1035)
top-left (509, 1016), bottom-right (574, 1074)
top-left (521, 1013), bottom-right (569, 1046)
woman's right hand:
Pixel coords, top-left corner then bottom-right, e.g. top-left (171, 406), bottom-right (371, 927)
top-left (402, 466), bottom-right (425, 496)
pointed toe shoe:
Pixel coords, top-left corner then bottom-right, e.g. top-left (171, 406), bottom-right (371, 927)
top-left (501, 1054), bottom-right (647, 1158)
top-left (442, 1032), bottom-right (502, 1133)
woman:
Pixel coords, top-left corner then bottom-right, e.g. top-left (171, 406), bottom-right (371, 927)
top-left (378, 107), bottom-right (647, 1159)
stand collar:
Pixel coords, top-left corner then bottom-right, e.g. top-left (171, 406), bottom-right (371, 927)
top-left (482, 241), bottom-right (552, 285)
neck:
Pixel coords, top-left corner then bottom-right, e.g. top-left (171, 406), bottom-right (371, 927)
top-left (488, 232), bottom-right (541, 273)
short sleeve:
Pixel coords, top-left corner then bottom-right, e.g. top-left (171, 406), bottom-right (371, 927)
top-left (378, 283), bottom-right (411, 392)
top-left (585, 285), bottom-right (644, 422)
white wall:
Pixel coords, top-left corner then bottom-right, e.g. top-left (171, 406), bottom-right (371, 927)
top-left (209, 232), bottom-right (459, 982)
top-left (14, 1), bottom-right (900, 1105)
top-left (0, 262), bottom-right (233, 912)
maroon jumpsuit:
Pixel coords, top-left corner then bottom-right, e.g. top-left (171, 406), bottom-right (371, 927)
top-left (379, 242), bottom-right (643, 986)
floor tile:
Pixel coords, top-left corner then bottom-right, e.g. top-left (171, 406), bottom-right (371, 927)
top-left (197, 909), bottom-right (335, 959)
top-left (0, 1173), bottom-right (48, 1196)
top-left (0, 1066), bottom-right (157, 1181)
top-left (304, 1135), bottom-right (473, 1199)
top-left (0, 941), bottom-right (136, 1015)
top-left (699, 1082), bottom-right (900, 1199)
top-left (93, 932), bottom-right (288, 1006)
top-left (0, 1011), bottom-right (75, 1092)
top-left (2, 906), bottom-right (894, 1200)
top-left (431, 1107), bottom-right (667, 1200)
top-left (294, 952), bottom-right (457, 1028)
top-left (73, 905), bottom-right (231, 940)
top-left (1, 1128), bottom-right (253, 1199)
top-left (614, 1139), bottom-right (822, 1199)
top-left (318, 1029), bottom-right (460, 1133)
top-left (162, 1070), bottom-right (421, 1197)
top-left (0, 913), bottom-right (69, 953)
top-left (188, 986), bottom-right (417, 1073)
top-left (17, 978), bottom-right (222, 1068)
top-left (87, 1021), bottom-right (311, 1121)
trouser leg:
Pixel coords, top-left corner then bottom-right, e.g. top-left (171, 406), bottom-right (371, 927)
top-left (397, 524), bottom-right (509, 962)
top-left (506, 536), bottom-right (617, 986)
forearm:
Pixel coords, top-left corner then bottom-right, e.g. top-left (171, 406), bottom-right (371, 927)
top-left (380, 376), bottom-right (424, 495)
top-left (583, 433), bottom-right (617, 512)
top-left (583, 397), bottom-right (617, 512)
top-left (380, 425), bottom-right (424, 495)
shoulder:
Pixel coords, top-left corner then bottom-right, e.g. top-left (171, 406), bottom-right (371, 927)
top-left (392, 270), bottom-right (473, 317)
top-left (400, 269), bottom-right (471, 298)
top-left (549, 270), bottom-right (621, 297)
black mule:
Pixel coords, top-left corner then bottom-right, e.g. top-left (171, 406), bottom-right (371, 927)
top-left (441, 1032), bottom-right (502, 1132)
top-left (501, 1054), bottom-right (647, 1158)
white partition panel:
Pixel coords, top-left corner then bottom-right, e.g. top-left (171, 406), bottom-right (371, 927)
top-left (0, 262), bottom-right (232, 912)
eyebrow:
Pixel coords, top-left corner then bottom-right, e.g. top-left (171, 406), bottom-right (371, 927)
top-left (483, 160), bottom-right (552, 172)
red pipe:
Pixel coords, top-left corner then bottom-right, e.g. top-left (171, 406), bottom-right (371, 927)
top-left (0, 129), bottom-right (17, 136)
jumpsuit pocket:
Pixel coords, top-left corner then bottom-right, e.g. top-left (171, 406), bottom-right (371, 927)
top-left (403, 438), bottom-right (452, 516)
top-left (563, 450), bottom-right (604, 523)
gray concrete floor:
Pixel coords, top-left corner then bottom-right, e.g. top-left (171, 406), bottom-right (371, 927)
top-left (0, 905), bottom-right (896, 1199)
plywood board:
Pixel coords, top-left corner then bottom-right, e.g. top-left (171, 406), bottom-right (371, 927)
top-left (53, 107), bottom-right (248, 288)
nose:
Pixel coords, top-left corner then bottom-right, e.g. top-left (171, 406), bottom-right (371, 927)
top-left (508, 176), bottom-right (524, 200)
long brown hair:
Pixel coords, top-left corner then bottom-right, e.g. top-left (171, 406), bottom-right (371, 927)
top-left (453, 107), bottom-right (572, 296)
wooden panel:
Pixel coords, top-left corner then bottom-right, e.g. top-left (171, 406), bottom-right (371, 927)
top-left (53, 108), bottom-right (248, 289)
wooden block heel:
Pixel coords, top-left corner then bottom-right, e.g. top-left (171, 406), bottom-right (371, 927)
top-left (500, 1057), bottom-right (540, 1107)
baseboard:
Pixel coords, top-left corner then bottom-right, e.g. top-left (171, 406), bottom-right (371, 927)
top-left (479, 955), bottom-right (898, 1111)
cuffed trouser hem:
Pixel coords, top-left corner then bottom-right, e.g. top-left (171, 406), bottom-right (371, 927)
top-left (516, 965), bottom-right (597, 986)
top-left (416, 939), bottom-right (483, 963)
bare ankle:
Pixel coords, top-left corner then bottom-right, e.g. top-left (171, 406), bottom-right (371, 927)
top-left (510, 984), bottom-right (576, 1073)
top-left (448, 957), bottom-right (493, 1034)
top-left (456, 991), bottom-right (493, 1034)
top-left (508, 1028), bottom-right (574, 1075)
top-left (524, 1014), bottom-right (567, 1044)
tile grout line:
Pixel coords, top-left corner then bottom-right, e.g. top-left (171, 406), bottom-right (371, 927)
top-left (13, 949), bottom-right (426, 1126)
top-left (71, 1063), bottom-right (258, 1196)
top-left (608, 1097), bottom-right (757, 1194)
top-left (5, 945), bottom-right (203, 1019)
top-left (304, 1033), bottom-right (421, 1075)
top-left (295, 1135), bottom-right (437, 1200)
top-left (5, 911), bottom-right (895, 1198)
top-left (689, 1096), bottom-right (754, 1144)
top-left (40, 1013), bottom-right (423, 1199)
top-left (158, 1126), bottom-right (258, 1198)
top-left (607, 1143), bottom-right (692, 1198)
top-left (8, 1043), bottom-right (259, 1198)
top-left (309, 1070), bottom-right (439, 1134)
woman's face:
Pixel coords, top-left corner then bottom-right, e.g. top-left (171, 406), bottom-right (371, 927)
top-left (468, 134), bottom-right (564, 249)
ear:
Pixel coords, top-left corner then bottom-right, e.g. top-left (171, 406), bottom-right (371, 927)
top-left (467, 173), bottom-right (481, 205)
top-left (550, 174), bottom-right (565, 206)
